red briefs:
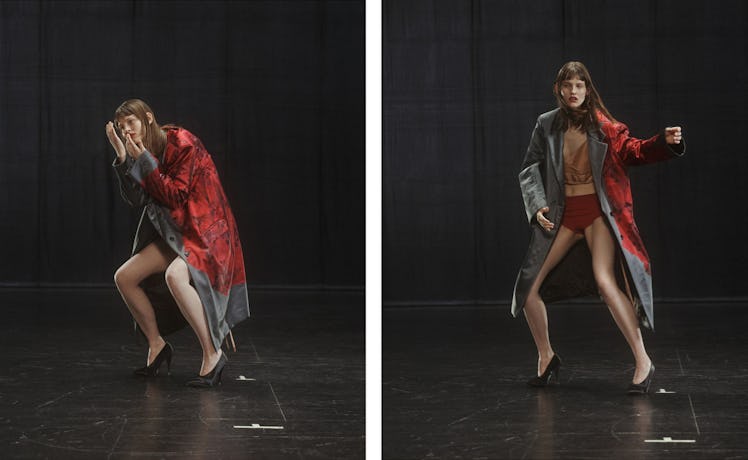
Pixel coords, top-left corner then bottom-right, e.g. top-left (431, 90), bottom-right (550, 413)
top-left (561, 193), bottom-right (603, 234)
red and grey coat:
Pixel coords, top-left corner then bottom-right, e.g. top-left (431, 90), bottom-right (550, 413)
top-left (113, 126), bottom-right (249, 350)
top-left (511, 109), bottom-right (684, 330)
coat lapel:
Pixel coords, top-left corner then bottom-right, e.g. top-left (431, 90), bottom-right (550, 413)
top-left (548, 126), bottom-right (564, 191)
top-left (587, 127), bottom-right (608, 192)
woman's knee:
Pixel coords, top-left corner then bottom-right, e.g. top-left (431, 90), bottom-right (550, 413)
top-left (164, 259), bottom-right (189, 289)
top-left (114, 263), bottom-right (135, 289)
top-left (595, 277), bottom-right (620, 303)
top-left (525, 289), bottom-right (543, 308)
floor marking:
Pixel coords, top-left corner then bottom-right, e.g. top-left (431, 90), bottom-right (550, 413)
top-left (107, 416), bottom-right (128, 460)
top-left (35, 391), bottom-right (74, 410)
top-left (676, 348), bottom-right (685, 375)
top-left (688, 394), bottom-right (701, 435)
top-left (236, 375), bottom-right (256, 381)
top-left (268, 382), bottom-right (288, 422)
top-left (389, 387), bottom-right (412, 394)
top-left (249, 339), bottom-right (262, 362)
top-left (645, 437), bottom-right (695, 443)
top-left (656, 388), bottom-right (676, 394)
top-left (234, 423), bottom-right (284, 430)
top-left (521, 432), bottom-right (539, 460)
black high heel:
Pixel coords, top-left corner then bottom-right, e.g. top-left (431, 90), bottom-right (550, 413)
top-left (186, 352), bottom-right (227, 388)
top-left (133, 342), bottom-right (173, 377)
top-left (627, 364), bottom-right (655, 395)
top-left (527, 354), bottom-right (562, 387)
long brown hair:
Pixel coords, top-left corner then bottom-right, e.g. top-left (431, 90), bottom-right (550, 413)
top-left (551, 61), bottom-right (617, 132)
top-left (114, 99), bottom-right (168, 157)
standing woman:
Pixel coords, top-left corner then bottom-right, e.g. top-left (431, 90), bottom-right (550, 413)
top-left (511, 62), bottom-right (684, 394)
top-left (106, 99), bottom-right (250, 388)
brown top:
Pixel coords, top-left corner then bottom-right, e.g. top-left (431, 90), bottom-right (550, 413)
top-left (563, 128), bottom-right (595, 196)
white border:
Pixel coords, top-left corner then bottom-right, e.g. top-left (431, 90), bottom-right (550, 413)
top-left (365, 1), bottom-right (382, 458)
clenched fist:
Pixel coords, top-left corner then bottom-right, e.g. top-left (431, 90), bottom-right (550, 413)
top-left (665, 126), bottom-right (683, 145)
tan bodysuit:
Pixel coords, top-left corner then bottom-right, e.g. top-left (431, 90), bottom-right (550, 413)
top-left (563, 128), bottom-right (596, 196)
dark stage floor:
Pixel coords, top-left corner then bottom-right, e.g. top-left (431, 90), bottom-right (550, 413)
top-left (0, 288), bottom-right (364, 459)
top-left (384, 301), bottom-right (748, 459)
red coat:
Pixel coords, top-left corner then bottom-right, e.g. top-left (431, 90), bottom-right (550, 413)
top-left (512, 109), bottom-right (684, 330)
top-left (114, 126), bottom-right (249, 350)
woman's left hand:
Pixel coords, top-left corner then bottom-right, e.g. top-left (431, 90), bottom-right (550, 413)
top-left (125, 133), bottom-right (146, 158)
top-left (665, 126), bottom-right (683, 145)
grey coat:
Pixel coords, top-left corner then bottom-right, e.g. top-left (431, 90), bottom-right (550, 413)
top-left (511, 108), bottom-right (685, 330)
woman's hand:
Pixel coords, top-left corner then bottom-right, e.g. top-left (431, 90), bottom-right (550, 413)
top-left (124, 133), bottom-right (146, 159)
top-left (536, 207), bottom-right (554, 232)
top-left (106, 121), bottom-right (126, 162)
top-left (665, 126), bottom-right (683, 145)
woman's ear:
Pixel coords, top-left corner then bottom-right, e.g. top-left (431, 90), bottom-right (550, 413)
top-left (146, 112), bottom-right (154, 125)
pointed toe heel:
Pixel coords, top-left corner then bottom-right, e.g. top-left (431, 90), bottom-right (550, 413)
top-left (133, 342), bottom-right (174, 377)
top-left (527, 355), bottom-right (562, 387)
top-left (627, 364), bottom-right (655, 395)
top-left (186, 352), bottom-right (227, 388)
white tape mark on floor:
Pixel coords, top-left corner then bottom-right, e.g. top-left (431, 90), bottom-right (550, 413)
top-left (645, 437), bottom-right (695, 443)
top-left (234, 423), bottom-right (284, 430)
top-left (655, 388), bottom-right (676, 394)
top-left (236, 375), bottom-right (256, 381)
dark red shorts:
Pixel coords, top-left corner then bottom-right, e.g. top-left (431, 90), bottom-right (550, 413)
top-left (561, 193), bottom-right (603, 234)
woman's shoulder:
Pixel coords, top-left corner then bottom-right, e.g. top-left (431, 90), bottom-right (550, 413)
top-left (537, 108), bottom-right (560, 123)
top-left (163, 125), bottom-right (199, 148)
top-left (534, 108), bottom-right (560, 132)
top-left (595, 111), bottom-right (628, 137)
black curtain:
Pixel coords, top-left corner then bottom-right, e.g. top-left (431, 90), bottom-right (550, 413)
top-left (0, 0), bottom-right (364, 288)
top-left (384, 0), bottom-right (748, 305)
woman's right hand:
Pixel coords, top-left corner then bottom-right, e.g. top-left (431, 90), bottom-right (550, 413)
top-left (106, 121), bottom-right (126, 162)
top-left (536, 207), bottom-right (554, 232)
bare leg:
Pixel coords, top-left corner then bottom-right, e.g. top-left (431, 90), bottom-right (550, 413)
top-left (114, 241), bottom-right (173, 365)
top-left (524, 226), bottom-right (584, 375)
top-left (584, 217), bottom-right (652, 384)
top-left (164, 257), bottom-right (222, 376)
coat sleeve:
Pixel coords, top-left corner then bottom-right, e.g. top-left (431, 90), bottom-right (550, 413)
top-left (128, 144), bottom-right (195, 210)
top-left (518, 118), bottom-right (549, 224)
top-left (112, 156), bottom-right (148, 207)
top-left (610, 122), bottom-right (685, 166)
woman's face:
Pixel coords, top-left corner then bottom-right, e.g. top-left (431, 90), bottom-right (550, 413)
top-left (116, 113), bottom-right (152, 143)
top-left (559, 77), bottom-right (586, 109)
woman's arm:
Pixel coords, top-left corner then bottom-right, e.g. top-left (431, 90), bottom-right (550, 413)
top-left (518, 118), bottom-right (550, 225)
top-left (107, 121), bottom-right (148, 207)
top-left (113, 156), bottom-right (149, 207)
top-left (127, 139), bottom-right (195, 210)
top-left (610, 122), bottom-right (685, 166)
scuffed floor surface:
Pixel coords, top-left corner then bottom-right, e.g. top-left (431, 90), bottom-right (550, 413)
top-left (384, 301), bottom-right (748, 459)
top-left (0, 288), bottom-right (364, 459)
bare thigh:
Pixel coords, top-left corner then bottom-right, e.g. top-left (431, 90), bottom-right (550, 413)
top-left (115, 240), bottom-right (176, 286)
top-left (529, 226), bottom-right (585, 295)
top-left (583, 217), bottom-right (618, 289)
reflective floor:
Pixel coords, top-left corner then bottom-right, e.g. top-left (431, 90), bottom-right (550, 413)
top-left (0, 288), bottom-right (364, 459)
top-left (383, 301), bottom-right (748, 459)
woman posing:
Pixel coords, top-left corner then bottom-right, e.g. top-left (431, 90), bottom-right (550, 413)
top-left (511, 62), bottom-right (684, 394)
top-left (106, 99), bottom-right (249, 387)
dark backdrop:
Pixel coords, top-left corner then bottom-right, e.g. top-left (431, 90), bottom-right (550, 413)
top-left (0, 0), bottom-right (364, 288)
top-left (384, 0), bottom-right (748, 305)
